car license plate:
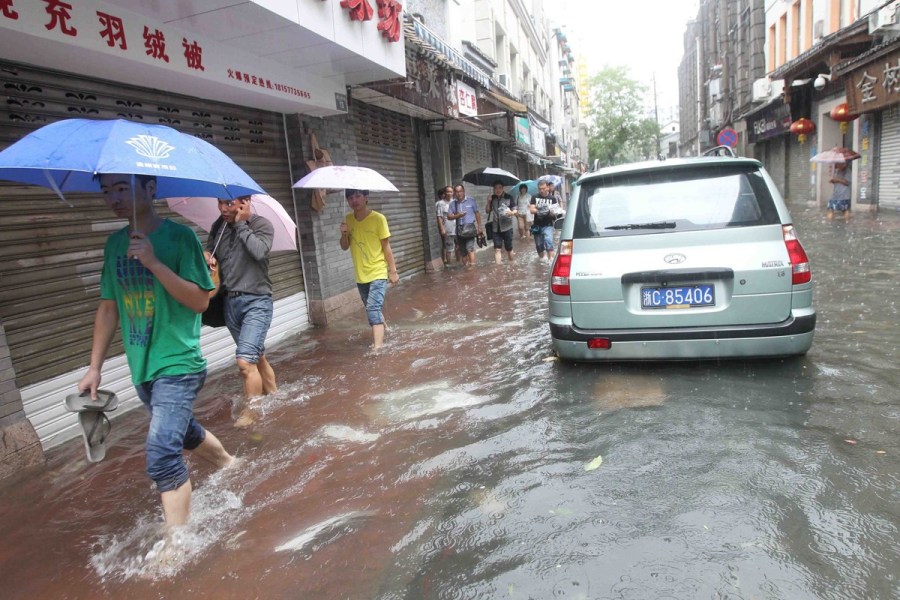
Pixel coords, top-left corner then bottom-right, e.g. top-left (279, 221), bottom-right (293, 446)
top-left (641, 284), bottom-right (715, 309)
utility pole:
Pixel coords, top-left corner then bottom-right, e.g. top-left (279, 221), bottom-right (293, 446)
top-left (695, 35), bottom-right (701, 156)
top-left (652, 72), bottom-right (661, 158)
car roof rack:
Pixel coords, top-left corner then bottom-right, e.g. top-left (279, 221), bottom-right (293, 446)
top-left (703, 145), bottom-right (737, 158)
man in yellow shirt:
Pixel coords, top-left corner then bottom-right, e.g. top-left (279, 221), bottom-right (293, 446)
top-left (339, 189), bottom-right (400, 350)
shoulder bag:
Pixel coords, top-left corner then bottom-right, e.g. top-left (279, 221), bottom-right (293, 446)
top-left (202, 221), bottom-right (228, 328)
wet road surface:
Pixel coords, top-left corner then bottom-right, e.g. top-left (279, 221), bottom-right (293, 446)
top-left (0, 206), bottom-right (898, 599)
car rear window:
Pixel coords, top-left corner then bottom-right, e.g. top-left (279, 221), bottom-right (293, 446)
top-left (573, 164), bottom-right (781, 238)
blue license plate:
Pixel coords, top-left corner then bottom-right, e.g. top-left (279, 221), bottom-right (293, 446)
top-left (641, 284), bottom-right (715, 309)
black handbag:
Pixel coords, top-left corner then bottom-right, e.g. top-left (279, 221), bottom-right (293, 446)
top-left (202, 289), bottom-right (227, 327)
top-left (457, 222), bottom-right (477, 239)
top-left (202, 222), bottom-right (227, 328)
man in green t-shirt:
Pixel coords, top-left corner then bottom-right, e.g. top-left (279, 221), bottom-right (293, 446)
top-left (78, 173), bottom-right (234, 533)
top-left (339, 188), bottom-right (399, 351)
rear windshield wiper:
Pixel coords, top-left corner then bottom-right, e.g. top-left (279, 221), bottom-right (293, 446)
top-left (605, 221), bottom-right (676, 230)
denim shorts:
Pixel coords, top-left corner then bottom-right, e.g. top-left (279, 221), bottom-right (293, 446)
top-left (357, 278), bottom-right (388, 326)
top-left (225, 293), bottom-right (273, 363)
top-left (135, 370), bottom-right (207, 493)
top-left (459, 235), bottom-right (476, 254)
top-left (443, 234), bottom-right (456, 253)
top-left (492, 227), bottom-right (514, 251)
top-left (534, 226), bottom-right (555, 252)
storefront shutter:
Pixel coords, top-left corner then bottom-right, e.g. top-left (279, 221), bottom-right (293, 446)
top-left (877, 107), bottom-right (900, 210)
top-left (786, 136), bottom-right (813, 203)
top-left (352, 102), bottom-right (426, 276)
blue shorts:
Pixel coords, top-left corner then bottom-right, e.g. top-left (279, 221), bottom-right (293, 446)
top-left (225, 293), bottom-right (273, 363)
top-left (357, 279), bottom-right (388, 326)
top-left (827, 198), bottom-right (850, 212)
top-left (533, 226), bottom-right (555, 252)
top-left (443, 234), bottom-right (456, 253)
top-left (459, 235), bottom-right (476, 254)
top-left (492, 227), bottom-right (514, 250)
top-left (135, 370), bottom-right (207, 493)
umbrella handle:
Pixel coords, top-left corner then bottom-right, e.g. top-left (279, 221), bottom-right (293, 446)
top-left (210, 222), bottom-right (226, 257)
top-left (43, 170), bottom-right (72, 207)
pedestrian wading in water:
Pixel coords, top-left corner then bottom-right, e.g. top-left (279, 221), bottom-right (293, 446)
top-left (339, 189), bottom-right (400, 351)
top-left (78, 173), bottom-right (234, 538)
top-left (206, 195), bottom-right (278, 428)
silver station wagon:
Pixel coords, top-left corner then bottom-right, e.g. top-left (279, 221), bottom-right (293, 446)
top-left (549, 155), bottom-right (816, 361)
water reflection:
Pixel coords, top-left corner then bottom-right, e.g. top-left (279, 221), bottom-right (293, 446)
top-left (0, 208), bottom-right (897, 599)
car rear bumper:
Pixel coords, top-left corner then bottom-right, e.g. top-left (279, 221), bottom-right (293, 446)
top-left (550, 311), bottom-right (816, 361)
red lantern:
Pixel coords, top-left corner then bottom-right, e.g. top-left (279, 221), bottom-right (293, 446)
top-left (790, 118), bottom-right (816, 144)
top-left (830, 103), bottom-right (858, 134)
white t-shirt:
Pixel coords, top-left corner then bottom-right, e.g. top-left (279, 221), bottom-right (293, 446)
top-left (436, 199), bottom-right (455, 235)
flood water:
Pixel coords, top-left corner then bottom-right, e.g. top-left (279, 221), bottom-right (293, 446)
top-left (1, 206), bottom-right (898, 599)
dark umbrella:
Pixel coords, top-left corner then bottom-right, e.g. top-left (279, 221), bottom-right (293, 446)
top-left (462, 167), bottom-right (519, 187)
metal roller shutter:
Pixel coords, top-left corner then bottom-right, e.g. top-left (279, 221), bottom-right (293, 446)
top-left (877, 107), bottom-right (900, 210)
top-left (462, 134), bottom-right (494, 200)
top-left (766, 136), bottom-right (787, 199)
top-left (0, 60), bottom-right (302, 387)
top-left (352, 102), bottom-right (425, 276)
top-left (786, 136), bottom-right (812, 203)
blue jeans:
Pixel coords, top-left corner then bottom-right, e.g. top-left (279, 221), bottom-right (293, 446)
top-left (225, 293), bottom-right (273, 363)
top-left (135, 370), bottom-right (207, 493)
top-left (534, 226), bottom-right (555, 252)
top-left (357, 279), bottom-right (388, 325)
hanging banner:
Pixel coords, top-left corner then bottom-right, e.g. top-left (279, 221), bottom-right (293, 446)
top-left (515, 116), bottom-right (531, 145)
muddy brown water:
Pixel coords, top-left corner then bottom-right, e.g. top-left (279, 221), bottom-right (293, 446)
top-left (1, 207), bottom-right (898, 599)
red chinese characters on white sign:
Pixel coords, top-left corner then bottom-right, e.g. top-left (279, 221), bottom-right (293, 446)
top-left (227, 69), bottom-right (312, 99)
top-left (456, 81), bottom-right (477, 117)
top-left (376, 0), bottom-right (401, 42)
top-left (143, 26), bottom-right (169, 62)
top-left (182, 37), bottom-right (204, 71)
top-left (1, 0), bottom-right (19, 19)
top-left (44, 0), bottom-right (77, 36)
top-left (97, 10), bottom-right (126, 49)
top-left (340, 0), bottom-right (374, 21)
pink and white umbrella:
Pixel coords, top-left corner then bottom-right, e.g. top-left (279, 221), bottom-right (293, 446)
top-left (165, 195), bottom-right (297, 252)
top-left (810, 146), bottom-right (861, 163)
top-left (292, 165), bottom-right (398, 192)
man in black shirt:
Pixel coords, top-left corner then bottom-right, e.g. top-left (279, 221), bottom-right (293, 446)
top-left (529, 180), bottom-right (561, 262)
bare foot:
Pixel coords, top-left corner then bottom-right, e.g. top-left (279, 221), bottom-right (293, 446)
top-left (234, 407), bottom-right (257, 428)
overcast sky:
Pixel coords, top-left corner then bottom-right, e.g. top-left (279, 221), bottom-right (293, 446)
top-left (557, 0), bottom-right (700, 119)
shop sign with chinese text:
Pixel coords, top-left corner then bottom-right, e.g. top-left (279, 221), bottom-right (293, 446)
top-left (746, 101), bottom-right (792, 144)
top-left (843, 46), bottom-right (900, 114)
top-left (0, 0), bottom-right (398, 115)
top-left (456, 81), bottom-right (478, 117)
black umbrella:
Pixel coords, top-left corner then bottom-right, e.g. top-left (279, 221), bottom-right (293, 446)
top-left (462, 167), bottom-right (520, 187)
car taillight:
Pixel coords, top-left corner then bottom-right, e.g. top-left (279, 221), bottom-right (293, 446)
top-left (587, 338), bottom-right (611, 350)
top-left (551, 240), bottom-right (573, 295)
top-left (782, 224), bottom-right (811, 285)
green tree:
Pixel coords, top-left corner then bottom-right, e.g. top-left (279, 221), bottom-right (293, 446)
top-left (585, 66), bottom-right (661, 166)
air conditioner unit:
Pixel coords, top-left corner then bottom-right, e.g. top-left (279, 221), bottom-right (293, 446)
top-left (708, 77), bottom-right (721, 101)
top-left (869, 0), bottom-right (900, 34)
top-left (497, 73), bottom-right (509, 87)
top-left (813, 19), bottom-right (824, 41)
top-left (752, 77), bottom-right (771, 102)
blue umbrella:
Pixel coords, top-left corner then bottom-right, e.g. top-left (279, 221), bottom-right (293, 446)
top-left (506, 179), bottom-right (539, 196)
top-left (0, 118), bottom-right (265, 201)
top-left (538, 174), bottom-right (563, 187)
